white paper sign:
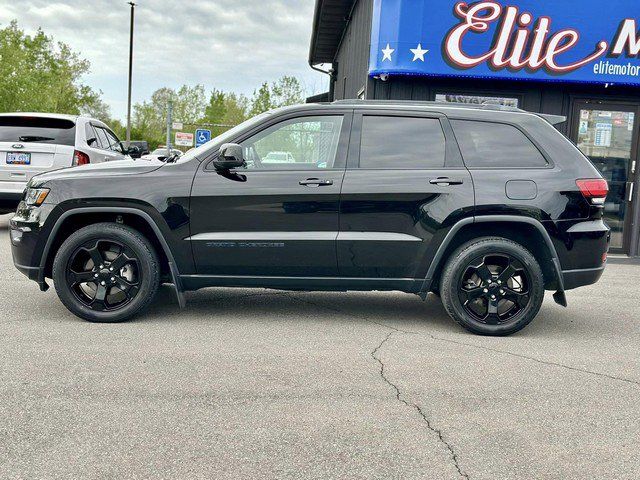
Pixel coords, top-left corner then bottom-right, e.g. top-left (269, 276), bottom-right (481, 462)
top-left (594, 123), bottom-right (612, 148)
top-left (175, 132), bottom-right (194, 147)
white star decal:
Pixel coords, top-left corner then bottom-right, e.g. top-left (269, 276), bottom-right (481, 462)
top-left (381, 43), bottom-right (395, 62)
top-left (410, 43), bottom-right (429, 62)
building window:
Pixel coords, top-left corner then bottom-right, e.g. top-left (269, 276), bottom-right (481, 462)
top-left (435, 94), bottom-right (519, 108)
top-left (359, 116), bottom-right (446, 169)
top-left (451, 120), bottom-right (548, 168)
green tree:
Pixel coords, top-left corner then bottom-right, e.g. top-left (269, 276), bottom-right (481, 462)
top-left (270, 76), bottom-right (305, 108)
top-left (249, 82), bottom-right (274, 116)
top-left (0, 21), bottom-right (108, 116)
top-left (80, 91), bottom-right (113, 123)
top-left (204, 88), bottom-right (226, 124)
top-left (221, 93), bottom-right (249, 125)
top-left (131, 84), bottom-right (207, 149)
top-left (249, 76), bottom-right (305, 116)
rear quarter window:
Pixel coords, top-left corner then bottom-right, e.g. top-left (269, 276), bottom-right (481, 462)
top-left (451, 120), bottom-right (548, 168)
top-left (0, 116), bottom-right (76, 146)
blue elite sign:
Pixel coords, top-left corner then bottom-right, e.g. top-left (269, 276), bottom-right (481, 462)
top-left (370, 0), bottom-right (640, 86)
top-left (195, 129), bottom-right (212, 148)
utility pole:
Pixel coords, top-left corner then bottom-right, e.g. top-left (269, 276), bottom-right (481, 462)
top-left (125, 1), bottom-right (136, 149)
top-left (166, 99), bottom-right (173, 153)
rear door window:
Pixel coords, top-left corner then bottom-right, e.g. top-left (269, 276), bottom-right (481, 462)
top-left (0, 116), bottom-right (76, 146)
top-left (451, 120), bottom-right (548, 168)
top-left (104, 129), bottom-right (123, 153)
top-left (85, 124), bottom-right (100, 147)
top-left (359, 116), bottom-right (446, 168)
top-left (94, 127), bottom-right (110, 150)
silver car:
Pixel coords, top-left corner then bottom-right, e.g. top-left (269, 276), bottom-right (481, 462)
top-left (0, 113), bottom-right (132, 213)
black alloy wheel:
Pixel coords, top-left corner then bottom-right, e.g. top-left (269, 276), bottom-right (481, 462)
top-left (457, 253), bottom-right (531, 325)
top-left (66, 239), bottom-right (141, 312)
top-left (440, 237), bottom-right (545, 336)
top-left (53, 223), bottom-right (160, 323)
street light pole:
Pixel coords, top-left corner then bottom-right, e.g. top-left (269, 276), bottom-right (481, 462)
top-left (125, 1), bottom-right (136, 149)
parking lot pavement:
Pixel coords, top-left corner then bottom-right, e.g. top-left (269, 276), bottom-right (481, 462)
top-left (1, 213), bottom-right (639, 480)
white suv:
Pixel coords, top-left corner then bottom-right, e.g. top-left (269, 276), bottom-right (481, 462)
top-left (0, 113), bottom-right (133, 213)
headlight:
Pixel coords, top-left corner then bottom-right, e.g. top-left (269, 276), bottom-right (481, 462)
top-left (24, 188), bottom-right (50, 206)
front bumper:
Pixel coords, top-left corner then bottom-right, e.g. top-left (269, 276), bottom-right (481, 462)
top-left (10, 202), bottom-right (57, 290)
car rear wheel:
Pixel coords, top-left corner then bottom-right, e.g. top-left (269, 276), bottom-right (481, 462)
top-left (52, 223), bottom-right (160, 323)
top-left (440, 237), bottom-right (544, 336)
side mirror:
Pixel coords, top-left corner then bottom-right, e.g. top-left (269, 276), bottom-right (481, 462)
top-left (87, 137), bottom-right (98, 147)
top-left (127, 145), bottom-right (141, 158)
top-left (214, 143), bottom-right (244, 170)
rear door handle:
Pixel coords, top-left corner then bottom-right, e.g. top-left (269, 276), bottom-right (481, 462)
top-left (429, 177), bottom-right (464, 186)
top-left (299, 178), bottom-right (334, 187)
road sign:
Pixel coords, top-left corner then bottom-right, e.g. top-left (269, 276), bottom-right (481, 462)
top-left (175, 132), bottom-right (194, 147)
top-left (172, 122), bottom-right (183, 130)
top-left (195, 129), bottom-right (212, 147)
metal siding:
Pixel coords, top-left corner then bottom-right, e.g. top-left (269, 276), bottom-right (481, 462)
top-left (332, 0), bottom-right (372, 100)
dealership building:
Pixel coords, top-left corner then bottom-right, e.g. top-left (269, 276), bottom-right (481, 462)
top-left (309, 0), bottom-right (640, 257)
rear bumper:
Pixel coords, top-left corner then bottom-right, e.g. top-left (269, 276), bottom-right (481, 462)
top-left (551, 219), bottom-right (610, 291)
top-left (562, 265), bottom-right (606, 290)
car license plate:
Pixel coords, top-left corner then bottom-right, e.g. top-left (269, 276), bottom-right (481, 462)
top-left (6, 152), bottom-right (31, 165)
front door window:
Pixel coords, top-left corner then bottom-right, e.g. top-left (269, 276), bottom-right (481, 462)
top-left (241, 116), bottom-right (343, 170)
top-left (575, 105), bottom-right (638, 251)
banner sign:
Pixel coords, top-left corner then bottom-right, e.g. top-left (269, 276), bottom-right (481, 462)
top-left (369, 0), bottom-right (640, 86)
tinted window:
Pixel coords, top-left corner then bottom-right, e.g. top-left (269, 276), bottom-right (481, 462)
top-left (359, 116), bottom-right (446, 169)
top-left (241, 116), bottom-right (343, 170)
top-left (451, 120), bottom-right (548, 168)
top-left (0, 116), bottom-right (76, 146)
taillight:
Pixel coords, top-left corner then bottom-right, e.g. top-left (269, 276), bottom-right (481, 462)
top-left (576, 179), bottom-right (608, 205)
top-left (73, 150), bottom-right (90, 166)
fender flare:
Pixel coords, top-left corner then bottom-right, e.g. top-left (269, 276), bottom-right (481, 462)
top-left (38, 206), bottom-right (186, 308)
top-left (420, 215), bottom-right (566, 306)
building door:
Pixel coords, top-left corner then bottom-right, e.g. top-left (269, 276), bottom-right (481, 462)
top-left (572, 101), bottom-right (640, 254)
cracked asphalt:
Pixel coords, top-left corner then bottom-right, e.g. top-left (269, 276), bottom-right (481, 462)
top-left (1, 214), bottom-right (639, 479)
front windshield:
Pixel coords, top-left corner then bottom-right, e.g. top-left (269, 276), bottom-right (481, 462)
top-left (174, 112), bottom-right (272, 163)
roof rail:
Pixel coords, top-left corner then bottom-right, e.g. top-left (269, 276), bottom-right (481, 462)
top-left (331, 99), bottom-right (525, 112)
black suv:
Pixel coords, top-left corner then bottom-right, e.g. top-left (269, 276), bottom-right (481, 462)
top-left (9, 101), bottom-right (610, 335)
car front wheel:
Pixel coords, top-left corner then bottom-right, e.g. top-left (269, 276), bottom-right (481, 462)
top-left (440, 237), bottom-right (545, 336)
top-left (52, 222), bottom-right (160, 323)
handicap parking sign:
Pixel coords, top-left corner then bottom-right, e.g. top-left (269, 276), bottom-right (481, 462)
top-left (195, 129), bottom-right (212, 147)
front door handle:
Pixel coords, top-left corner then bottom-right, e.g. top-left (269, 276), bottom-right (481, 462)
top-left (429, 177), bottom-right (464, 186)
top-left (299, 178), bottom-right (334, 187)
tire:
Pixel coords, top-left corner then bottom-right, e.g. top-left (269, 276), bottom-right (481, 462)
top-left (440, 237), bottom-right (544, 336)
top-left (52, 222), bottom-right (160, 323)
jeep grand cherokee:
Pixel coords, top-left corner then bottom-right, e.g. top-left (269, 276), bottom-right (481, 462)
top-left (9, 101), bottom-right (610, 335)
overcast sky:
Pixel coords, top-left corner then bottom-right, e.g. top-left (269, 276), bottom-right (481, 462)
top-left (0, 0), bottom-right (328, 120)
